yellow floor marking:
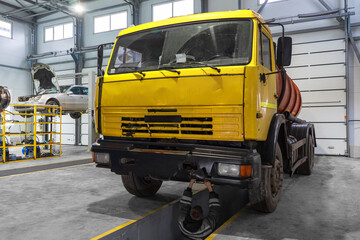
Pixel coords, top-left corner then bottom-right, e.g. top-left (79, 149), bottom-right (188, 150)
top-left (206, 203), bottom-right (250, 240)
top-left (91, 220), bottom-right (137, 240)
top-left (91, 186), bottom-right (208, 240)
top-left (0, 162), bottom-right (94, 179)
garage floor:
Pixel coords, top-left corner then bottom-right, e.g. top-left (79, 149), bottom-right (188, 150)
top-left (0, 146), bottom-right (359, 240)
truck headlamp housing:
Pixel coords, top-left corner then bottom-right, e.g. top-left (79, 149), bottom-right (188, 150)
top-left (218, 163), bottom-right (240, 177)
top-left (217, 163), bottom-right (252, 178)
top-left (93, 152), bottom-right (110, 164)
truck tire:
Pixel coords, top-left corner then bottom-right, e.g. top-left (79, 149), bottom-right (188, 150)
top-left (249, 143), bottom-right (283, 213)
top-left (121, 172), bottom-right (162, 197)
top-left (297, 134), bottom-right (314, 175)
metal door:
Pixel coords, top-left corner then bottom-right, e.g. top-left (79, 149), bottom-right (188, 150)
top-left (285, 29), bottom-right (347, 155)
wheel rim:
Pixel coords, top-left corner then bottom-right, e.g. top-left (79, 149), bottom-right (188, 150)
top-left (47, 101), bottom-right (59, 114)
top-left (270, 155), bottom-right (283, 197)
top-left (143, 176), bottom-right (152, 184)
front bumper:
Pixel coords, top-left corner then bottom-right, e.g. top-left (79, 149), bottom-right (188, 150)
top-left (91, 139), bottom-right (261, 189)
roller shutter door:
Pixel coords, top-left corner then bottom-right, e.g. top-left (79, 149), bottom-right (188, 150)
top-left (285, 29), bottom-right (347, 155)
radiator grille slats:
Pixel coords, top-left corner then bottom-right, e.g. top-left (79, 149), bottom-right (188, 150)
top-left (121, 117), bottom-right (213, 136)
top-left (102, 106), bottom-right (243, 141)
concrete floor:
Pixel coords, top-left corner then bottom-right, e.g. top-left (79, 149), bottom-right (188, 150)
top-left (214, 156), bottom-right (360, 240)
top-left (0, 147), bottom-right (359, 240)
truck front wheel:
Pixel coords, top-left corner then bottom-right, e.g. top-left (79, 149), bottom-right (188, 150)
top-left (121, 172), bottom-right (162, 197)
top-left (249, 143), bottom-right (283, 213)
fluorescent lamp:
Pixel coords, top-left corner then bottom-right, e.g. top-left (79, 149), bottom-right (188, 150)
top-left (73, 3), bottom-right (85, 14)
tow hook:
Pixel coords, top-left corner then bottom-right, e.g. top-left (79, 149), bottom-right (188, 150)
top-left (190, 168), bottom-right (209, 181)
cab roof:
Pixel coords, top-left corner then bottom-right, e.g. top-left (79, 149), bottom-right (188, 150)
top-left (118, 10), bottom-right (268, 37)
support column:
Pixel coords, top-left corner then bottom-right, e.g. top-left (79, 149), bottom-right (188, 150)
top-left (344, 0), bottom-right (350, 156)
top-left (201, 0), bottom-right (208, 13)
top-left (74, 17), bottom-right (84, 146)
top-left (29, 23), bottom-right (37, 94)
top-left (133, 0), bottom-right (140, 25)
top-left (126, 0), bottom-right (140, 25)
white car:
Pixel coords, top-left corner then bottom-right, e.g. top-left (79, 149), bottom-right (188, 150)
top-left (14, 63), bottom-right (88, 119)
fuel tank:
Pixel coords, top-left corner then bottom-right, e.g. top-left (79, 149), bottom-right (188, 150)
top-left (276, 69), bottom-right (302, 117)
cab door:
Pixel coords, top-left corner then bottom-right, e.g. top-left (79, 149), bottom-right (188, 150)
top-left (257, 27), bottom-right (277, 140)
top-left (80, 87), bottom-right (89, 110)
top-left (65, 86), bottom-right (84, 111)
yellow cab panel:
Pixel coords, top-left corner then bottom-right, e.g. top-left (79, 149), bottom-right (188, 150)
top-left (97, 10), bottom-right (275, 143)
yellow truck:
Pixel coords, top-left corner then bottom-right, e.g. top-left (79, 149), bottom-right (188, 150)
top-left (91, 10), bottom-right (316, 213)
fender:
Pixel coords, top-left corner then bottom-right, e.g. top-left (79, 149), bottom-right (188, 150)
top-left (261, 113), bottom-right (288, 166)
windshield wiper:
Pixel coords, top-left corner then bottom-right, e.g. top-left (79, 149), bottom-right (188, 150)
top-left (114, 66), bottom-right (146, 78)
top-left (134, 71), bottom-right (146, 77)
top-left (169, 62), bottom-right (221, 73)
top-left (158, 66), bottom-right (180, 75)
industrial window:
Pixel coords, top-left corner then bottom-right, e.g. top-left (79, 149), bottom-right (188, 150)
top-left (0, 19), bottom-right (12, 38)
top-left (152, 0), bottom-right (194, 22)
top-left (94, 11), bottom-right (127, 34)
top-left (44, 22), bottom-right (73, 42)
top-left (259, 0), bottom-right (284, 4)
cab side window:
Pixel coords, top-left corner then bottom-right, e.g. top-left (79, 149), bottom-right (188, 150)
top-left (81, 87), bottom-right (88, 95)
top-left (70, 87), bottom-right (82, 95)
top-left (259, 30), bottom-right (272, 70)
top-left (262, 33), bottom-right (271, 70)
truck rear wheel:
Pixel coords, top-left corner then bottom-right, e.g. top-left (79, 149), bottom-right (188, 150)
top-left (121, 172), bottom-right (162, 197)
top-left (249, 143), bottom-right (283, 213)
top-left (297, 134), bottom-right (314, 175)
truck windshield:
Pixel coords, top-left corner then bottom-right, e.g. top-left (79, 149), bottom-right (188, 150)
top-left (108, 19), bottom-right (252, 74)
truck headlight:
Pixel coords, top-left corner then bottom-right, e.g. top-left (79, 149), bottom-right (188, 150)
top-left (217, 163), bottom-right (252, 178)
top-left (93, 152), bottom-right (110, 164)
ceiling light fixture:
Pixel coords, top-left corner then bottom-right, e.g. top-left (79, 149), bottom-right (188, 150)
top-left (73, 3), bottom-right (85, 14)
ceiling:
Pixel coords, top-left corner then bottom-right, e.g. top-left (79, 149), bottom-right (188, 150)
top-left (0, 0), bottom-right (84, 23)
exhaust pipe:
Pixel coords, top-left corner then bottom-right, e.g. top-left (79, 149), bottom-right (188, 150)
top-left (284, 111), bottom-right (306, 124)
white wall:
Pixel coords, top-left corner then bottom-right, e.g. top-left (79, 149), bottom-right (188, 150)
top-left (0, 19), bottom-right (32, 100)
top-left (208, 0), bottom-right (239, 12)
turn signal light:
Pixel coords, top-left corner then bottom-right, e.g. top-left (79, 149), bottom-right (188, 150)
top-left (217, 163), bottom-right (252, 178)
top-left (240, 165), bottom-right (252, 178)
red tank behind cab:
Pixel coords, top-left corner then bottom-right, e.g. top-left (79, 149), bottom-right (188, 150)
top-left (276, 68), bottom-right (302, 117)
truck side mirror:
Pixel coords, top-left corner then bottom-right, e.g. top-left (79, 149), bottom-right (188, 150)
top-left (277, 37), bottom-right (292, 67)
top-left (97, 45), bottom-right (104, 77)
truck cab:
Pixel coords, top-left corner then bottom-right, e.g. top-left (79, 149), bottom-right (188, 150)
top-left (92, 10), bottom-right (315, 213)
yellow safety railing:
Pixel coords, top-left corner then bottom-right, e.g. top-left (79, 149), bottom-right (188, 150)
top-left (1, 104), bottom-right (62, 163)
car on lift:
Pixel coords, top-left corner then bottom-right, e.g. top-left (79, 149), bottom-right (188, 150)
top-left (14, 63), bottom-right (88, 119)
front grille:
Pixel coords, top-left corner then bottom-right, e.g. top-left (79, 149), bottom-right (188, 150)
top-left (121, 117), bottom-right (213, 136)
